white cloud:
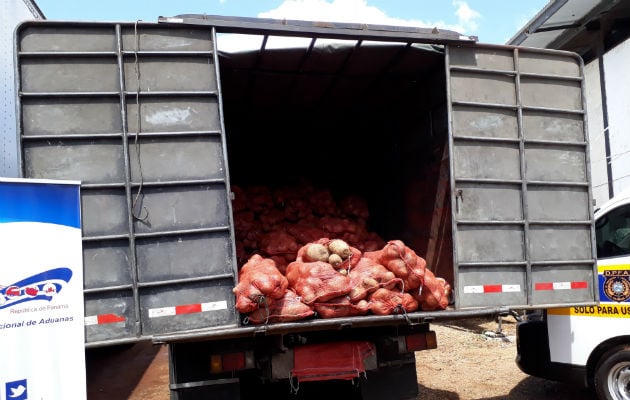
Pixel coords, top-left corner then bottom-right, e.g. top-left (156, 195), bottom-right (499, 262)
top-left (453, 0), bottom-right (481, 33)
top-left (259, 0), bottom-right (480, 34)
top-left (218, 0), bottom-right (482, 51)
top-left (259, 0), bottom-right (391, 24)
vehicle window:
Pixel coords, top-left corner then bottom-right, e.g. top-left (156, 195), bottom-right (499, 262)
top-left (596, 203), bottom-right (630, 258)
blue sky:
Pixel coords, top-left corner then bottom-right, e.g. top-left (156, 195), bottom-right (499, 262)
top-left (34, 0), bottom-right (549, 45)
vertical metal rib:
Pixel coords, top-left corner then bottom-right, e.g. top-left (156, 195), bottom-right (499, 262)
top-left (513, 48), bottom-right (532, 305)
top-left (212, 26), bottom-right (240, 308)
top-left (116, 23), bottom-right (141, 337)
top-left (444, 45), bottom-right (461, 307)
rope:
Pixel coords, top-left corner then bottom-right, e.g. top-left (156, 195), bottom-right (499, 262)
top-left (255, 295), bottom-right (271, 326)
top-left (241, 295), bottom-right (270, 325)
top-left (131, 21), bottom-right (149, 222)
top-left (393, 304), bottom-right (412, 325)
top-left (289, 374), bottom-right (300, 395)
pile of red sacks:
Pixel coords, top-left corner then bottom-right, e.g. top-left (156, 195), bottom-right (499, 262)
top-left (233, 238), bottom-right (452, 324)
top-left (232, 182), bottom-right (386, 275)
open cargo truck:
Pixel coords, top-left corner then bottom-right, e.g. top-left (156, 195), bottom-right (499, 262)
top-left (11, 15), bottom-right (599, 399)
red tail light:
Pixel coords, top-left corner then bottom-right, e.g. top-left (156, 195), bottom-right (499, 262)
top-left (222, 352), bottom-right (245, 371)
top-left (210, 351), bottom-right (254, 373)
top-left (404, 331), bottom-right (437, 352)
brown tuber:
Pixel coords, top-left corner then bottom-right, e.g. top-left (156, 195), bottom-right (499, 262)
top-left (304, 243), bottom-right (330, 263)
top-left (328, 253), bottom-right (343, 268)
top-left (328, 239), bottom-right (352, 259)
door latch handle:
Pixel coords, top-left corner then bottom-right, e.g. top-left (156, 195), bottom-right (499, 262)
top-left (455, 189), bottom-right (463, 213)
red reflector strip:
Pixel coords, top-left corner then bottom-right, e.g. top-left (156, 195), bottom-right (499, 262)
top-left (84, 314), bottom-right (126, 326)
top-left (484, 285), bottom-right (503, 293)
top-left (572, 281), bottom-right (588, 289)
top-left (176, 303), bottom-right (202, 314)
top-left (148, 300), bottom-right (228, 318)
top-left (463, 284), bottom-right (521, 294)
top-left (535, 281), bottom-right (588, 291)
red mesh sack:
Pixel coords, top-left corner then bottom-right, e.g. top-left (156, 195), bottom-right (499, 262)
top-left (273, 181), bottom-right (316, 221)
top-left (246, 185), bottom-right (273, 213)
top-left (309, 189), bottom-right (337, 216)
top-left (413, 269), bottom-right (452, 311)
top-left (268, 255), bottom-right (292, 276)
top-left (348, 257), bottom-right (401, 302)
top-left (246, 289), bottom-right (315, 324)
top-left (282, 197), bottom-right (312, 222)
top-left (320, 216), bottom-right (365, 238)
top-left (313, 296), bottom-right (370, 319)
top-left (285, 260), bottom-right (352, 305)
top-left (234, 211), bottom-right (262, 250)
top-left (233, 254), bottom-right (289, 313)
top-left (360, 232), bottom-right (386, 252)
top-left (339, 195), bottom-right (370, 220)
top-left (369, 240), bottom-right (427, 291)
top-left (258, 209), bottom-right (286, 229)
top-left (286, 224), bottom-right (327, 245)
top-left (368, 287), bottom-right (419, 316)
top-left (259, 231), bottom-right (300, 261)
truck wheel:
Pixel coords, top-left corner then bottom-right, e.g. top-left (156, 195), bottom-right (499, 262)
top-left (594, 345), bottom-right (630, 400)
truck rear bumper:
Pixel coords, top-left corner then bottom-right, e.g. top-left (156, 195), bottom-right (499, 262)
top-left (515, 319), bottom-right (587, 387)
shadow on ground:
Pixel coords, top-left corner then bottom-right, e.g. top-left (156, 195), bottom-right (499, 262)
top-left (85, 341), bottom-right (164, 400)
top-left (417, 376), bottom-right (595, 400)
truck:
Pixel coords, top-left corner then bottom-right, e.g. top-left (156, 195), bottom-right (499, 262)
top-left (516, 187), bottom-right (630, 400)
top-left (6, 13), bottom-right (600, 400)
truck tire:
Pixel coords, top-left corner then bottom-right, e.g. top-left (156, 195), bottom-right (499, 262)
top-left (594, 345), bottom-right (630, 400)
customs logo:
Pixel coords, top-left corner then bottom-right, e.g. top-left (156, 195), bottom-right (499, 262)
top-left (603, 269), bottom-right (630, 302)
top-left (0, 267), bottom-right (72, 309)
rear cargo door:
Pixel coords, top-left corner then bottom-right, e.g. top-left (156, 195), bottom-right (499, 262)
top-left (446, 45), bottom-right (598, 309)
top-left (15, 22), bottom-right (238, 345)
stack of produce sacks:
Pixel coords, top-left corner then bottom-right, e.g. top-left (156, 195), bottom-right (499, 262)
top-left (233, 238), bottom-right (452, 325)
top-left (232, 182), bottom-right (386, 273)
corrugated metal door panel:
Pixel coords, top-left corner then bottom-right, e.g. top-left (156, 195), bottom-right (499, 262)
top-left (15, 21), bottom-right (239, 346)
top-left (446, 44), bottom-right (598, 309)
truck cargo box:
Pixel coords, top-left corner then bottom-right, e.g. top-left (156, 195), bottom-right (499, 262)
top-left (13, 16), bottom-right (598, 347)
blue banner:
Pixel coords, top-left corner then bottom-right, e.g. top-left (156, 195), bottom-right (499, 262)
top-left (0, 181), bottom-right (80, 228)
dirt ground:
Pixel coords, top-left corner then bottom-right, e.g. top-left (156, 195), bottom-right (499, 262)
top-left (85, 316), bottom-right (596, 400)
top-left (415, 316), bottom-right (595, 400)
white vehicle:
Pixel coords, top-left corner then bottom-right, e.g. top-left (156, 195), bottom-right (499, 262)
top-left (516, 187), bottom-right (630, 400)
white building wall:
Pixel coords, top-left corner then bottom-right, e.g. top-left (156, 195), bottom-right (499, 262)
top-left (584, 58), bottom-right (608, 207)
top-left (1, 0), bottom-right (42, 177)
top-left (603, 37), bottom-right (630, 199)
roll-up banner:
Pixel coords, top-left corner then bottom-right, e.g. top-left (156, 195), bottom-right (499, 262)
top-left (0, 178), bottom-right (85, 400)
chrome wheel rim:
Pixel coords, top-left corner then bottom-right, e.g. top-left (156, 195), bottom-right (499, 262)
top-left (608, 361), bottom-right (630, 400)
